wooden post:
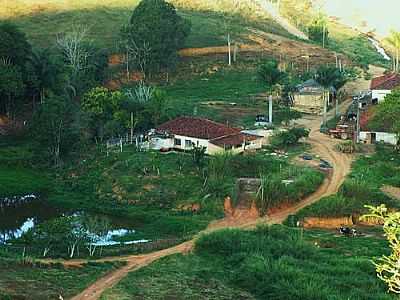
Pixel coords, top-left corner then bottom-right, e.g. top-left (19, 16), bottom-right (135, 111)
top-left (233, 44), bottom-right (238, 62)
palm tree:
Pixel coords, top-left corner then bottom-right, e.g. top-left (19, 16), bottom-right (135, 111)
top-left (258, 60), bottom-right (286, 124)
top-left (386, 30), bottom-right (400, 73)
top-left (316, 66), bottom-right (343, 125)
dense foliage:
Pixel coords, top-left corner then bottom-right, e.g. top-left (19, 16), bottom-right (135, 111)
top-left (121, 0), bottom-right (191, 74)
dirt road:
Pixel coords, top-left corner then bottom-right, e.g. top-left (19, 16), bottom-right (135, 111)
top-left (69, 105), bottom-right (355, 300)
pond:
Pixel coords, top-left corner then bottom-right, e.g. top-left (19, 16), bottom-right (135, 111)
top-left (0, 195), bottom-right (149, 246)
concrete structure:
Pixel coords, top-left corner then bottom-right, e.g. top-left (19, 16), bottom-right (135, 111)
top-left (151, 117), bottom-right (264, 155)
top-left (370, 73), bottom-right (400, 103)
top-left (293, 79), bottom-right (335, 114)
top-left (359, 131), bottom-right (398, 145)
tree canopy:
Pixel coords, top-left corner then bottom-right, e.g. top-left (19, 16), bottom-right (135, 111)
top-left (122, 0), bottom-right (191, 73)
top-left (0, 22), bottom-right (31, 68)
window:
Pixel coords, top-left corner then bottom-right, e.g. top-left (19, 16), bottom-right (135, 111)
top-left (185, 140), bottom-right (193, 148)
top-left (174, 138), bottom-right (181, 146)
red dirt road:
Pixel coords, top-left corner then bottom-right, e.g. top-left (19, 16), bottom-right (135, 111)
top-left (69, 107), bottom-right (354, 300)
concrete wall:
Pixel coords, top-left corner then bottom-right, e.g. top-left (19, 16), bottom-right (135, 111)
top-left (360, 131), bottom-right (398, 145)
top-left (294, 93), bottom-right (323, 108)
top-left (372, 89), bottom-right (391, 103)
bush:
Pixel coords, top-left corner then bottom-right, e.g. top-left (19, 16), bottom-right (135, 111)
top-left (270, 127), bottom-right (309, 149)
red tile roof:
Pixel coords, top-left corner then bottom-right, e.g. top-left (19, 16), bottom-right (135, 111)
top-left (156, 117), bottom-right (240, 140)
top-left (370, 73), bottom-right (400, 90)
top-left (210, 133), bottom-right (259, 147)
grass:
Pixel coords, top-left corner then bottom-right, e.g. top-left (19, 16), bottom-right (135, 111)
top-left (296, 145), bottom-right (400, 219)
top-left (3, 0), bottom-right (292, 50)
top-left (0, 256), bottom-right (123, 300)
top-left (101, 225), bottom-right (393, 300)
top-left (0, 136), bottom-right (50, 198)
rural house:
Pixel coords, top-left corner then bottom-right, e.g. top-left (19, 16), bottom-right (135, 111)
top-left (359, 106), bottom-right (398, 145)
top-left (370, 73), bottom-right (400, 103)
top-left (149, 117), bottom-right (264, 154)
top-left (293, 79), bottom-right (336, 114)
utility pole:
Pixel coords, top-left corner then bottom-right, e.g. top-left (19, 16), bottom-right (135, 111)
top-left (227, 33), bottom-right (232, 66)
top-left (269, 95), bottom-right (273, 125)
top-left (356, 97), bottom-right (360, 143)
top-left (323, 90), bottom-right (327, 126)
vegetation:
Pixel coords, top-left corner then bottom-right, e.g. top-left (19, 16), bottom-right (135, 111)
top-left (0, 257), bottom-right (123, 300)
top-left (270, 127), bottom-right (309, 150)
top-left (385, 30), bottom-right (400, 73)
top-left (121, 0), bottom-right (191, 75)
top-left (371, 87), bottom-right (400, 146)
top-left (101, 225), bottom-right (392, 300)
top-left (362, 205), bottom-right (400, 294)
top-left (3, 0), bottom-right (291, 50)
top-left (296, 146), bottom-right (400, 219)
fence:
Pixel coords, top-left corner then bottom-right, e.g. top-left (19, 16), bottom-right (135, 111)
top-left (105, 133), bottom-right (148, 155)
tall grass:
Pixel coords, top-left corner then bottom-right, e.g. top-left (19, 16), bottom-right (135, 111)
top-left (103, 226), bottom-right (392, 300)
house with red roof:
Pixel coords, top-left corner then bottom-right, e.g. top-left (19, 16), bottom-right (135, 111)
top-left (358, 106), bottom-right (398, 145)
top-left (370, 73), bottom-right (400, 103)
top-left (149, 117), bottom-right (265, 154)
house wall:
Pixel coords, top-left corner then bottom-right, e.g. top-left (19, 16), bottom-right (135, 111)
top-left (149, 137), bottom-right (174, 150)
top-left (173, 135), bottom-right (210, 152)
top-left (360, 131), bottom-right (398, 145)
top-left (372, 89), bottom-right (391, 103)
top-left (293, 93), bottom-right (323, 112)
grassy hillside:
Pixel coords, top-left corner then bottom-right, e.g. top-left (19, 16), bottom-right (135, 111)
top-left (101, 226), bottom-right (393, 300)
top-left (3, 0), bottom-right (292, 50)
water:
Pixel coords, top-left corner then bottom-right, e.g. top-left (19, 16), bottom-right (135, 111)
top-left (0, 196), bottom-right (149, 245)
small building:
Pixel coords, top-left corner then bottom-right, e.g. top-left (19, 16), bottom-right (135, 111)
top-left (150, 117), bottom-right (263, 155)
top-left (370, 73), bottom-right (400, 103)
top-left (359, 106), bottom-right (398, 145)
top-left (293, 79), bottom-right (335, 114)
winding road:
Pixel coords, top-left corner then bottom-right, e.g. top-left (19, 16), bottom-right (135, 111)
top-left (68, 101), bottom-right (356, 300)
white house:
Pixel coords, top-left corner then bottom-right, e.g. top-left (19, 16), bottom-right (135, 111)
top-left (358, 106), bottom-right (398, 146)
top-left (370, 73), bottom-right (400, 103)
top-left (149, 117), bottom-right (264, 155)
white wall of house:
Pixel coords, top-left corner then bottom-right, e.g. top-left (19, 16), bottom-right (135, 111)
top-left (241, 129), bottom-right (273, 146)
top-left (372, 89), bottom-right (391, 103)
top-left (149, 137), bottom-right (174, 150)
top-left (360, 131), bottom-right (398, 145)
top-left (173, 135), bottom-right (210, 152)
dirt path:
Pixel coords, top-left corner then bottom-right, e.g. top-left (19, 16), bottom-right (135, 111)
top-left (69, 109), bottom-right (354, 300)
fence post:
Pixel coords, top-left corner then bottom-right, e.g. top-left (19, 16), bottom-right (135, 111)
top-left (120, 138), bottom-right (123, 153)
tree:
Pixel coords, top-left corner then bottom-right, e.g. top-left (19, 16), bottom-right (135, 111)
top-left (308, 13), bottom-right (329, 47)
top-left (270, 127), bottom-right (309, 149)
top-left (29, 48), bottom-right (64, 103)
top-left (316, 65), bottom-right (345, 124)
top-left (123, 83), bottom-right (154, 140)
top-left (362, 205), bottom-right (400, 293)
top-left (81, 87), bottom-right (126, 142)
top-left (122, 0), bottom-right (191, 75)
top-left (0, 60), bottom-right (25, 119)
top-left (144, 88), bottom-right (169, 127)
top-left (0, 22), bottom-right (31, 69)
top-left (31, 96), bottom-right (79, 166)
top-left (386, 30), bottom-right (400, 73)
top-left (56, 24), bottom-right (91, 78)
top-left (258, 59), bottom-right (287, 124)
top-left (370, 88), bottom-right (400, 149)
